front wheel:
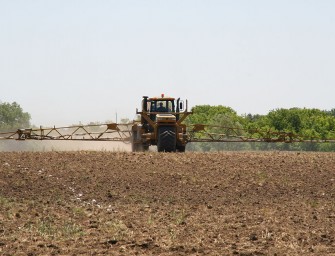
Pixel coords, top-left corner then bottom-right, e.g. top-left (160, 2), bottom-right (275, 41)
top-left (131, 131), bottom-right (143, 152)
top-left (177, 145), bottom-right (186, 152)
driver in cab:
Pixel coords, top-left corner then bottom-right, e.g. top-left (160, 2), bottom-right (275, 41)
top-left (156, 102), bottom-right (168, 112)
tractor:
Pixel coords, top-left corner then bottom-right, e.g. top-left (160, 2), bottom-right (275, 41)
top-left (131, 95), bottom-right (192, 152)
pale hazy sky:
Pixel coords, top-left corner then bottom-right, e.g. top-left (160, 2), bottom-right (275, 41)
top-left (0, 0), bottom-right (334, 126)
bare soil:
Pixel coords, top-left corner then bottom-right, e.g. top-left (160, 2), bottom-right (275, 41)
top-left (0, 151), bottom-right (335, 255)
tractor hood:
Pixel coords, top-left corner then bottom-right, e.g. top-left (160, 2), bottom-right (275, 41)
top-left (156, 114), bottom-right (176, 122)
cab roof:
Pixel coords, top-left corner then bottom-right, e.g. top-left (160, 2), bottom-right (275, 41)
top-left (148, 97), bottom-right (175, 101)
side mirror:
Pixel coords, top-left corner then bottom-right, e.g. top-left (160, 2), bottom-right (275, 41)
top-left (179, 101), bottom-right (184, 111)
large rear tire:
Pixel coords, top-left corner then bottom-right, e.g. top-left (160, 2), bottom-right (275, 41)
top-left (177, 145), bottom-right (186, 152)
top-left (157, 126), bottom-right (176, 152)
top-left (131, 131), bottom-right (143, 152)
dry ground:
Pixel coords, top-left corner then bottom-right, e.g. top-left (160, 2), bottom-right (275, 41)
top-left (0, 151), bottom-right (335, 255)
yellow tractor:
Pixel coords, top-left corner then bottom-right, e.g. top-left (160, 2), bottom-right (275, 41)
top-left (131, 95), bottom-right (192, 152)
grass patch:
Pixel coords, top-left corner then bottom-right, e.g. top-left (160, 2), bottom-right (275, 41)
top-left (72, 206), bottom-right (87, 218)
top-left (257, 171), bottom-right (268, 184)
top-left (170, 209), bottom-right (188, 225)
top-left (24, 218), bottom-right (84, 239)
top-left (0, 196), bottom-right (12, 209)
top-left (105, 220), bottom-right (131, 240)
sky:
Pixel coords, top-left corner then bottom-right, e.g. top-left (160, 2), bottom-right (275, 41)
top-left (0, 0), bottom-right (334, 126)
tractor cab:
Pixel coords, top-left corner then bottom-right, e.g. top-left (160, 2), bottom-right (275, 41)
top-left (145, 95), bottom-right (186, 124)
top-left (149, 99), bottom-right (175, 113)
top-left (144, 96), bottom-right (175, 124)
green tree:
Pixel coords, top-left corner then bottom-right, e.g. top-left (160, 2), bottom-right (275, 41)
top-left (186, 105), bottom-right (239, 125)
top-left (0, 102), bottom-right (31, 131)
top-left (186, 105), bottom-right (247, 151)
top-left (325, 108), bottom-right (335, 117)
top-left (246, 108), bottom-right (335, 151)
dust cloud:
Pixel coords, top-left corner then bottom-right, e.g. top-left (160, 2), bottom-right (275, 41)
top-left (0, 140), bottom-right (131, 152)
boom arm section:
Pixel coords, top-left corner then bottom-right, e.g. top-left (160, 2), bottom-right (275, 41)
top-left (2, 123), bottom-right (335, 144)
top-left (0, 123), bottom-right (132, 142)
top-left (187, 124), bottom-right (335, 143)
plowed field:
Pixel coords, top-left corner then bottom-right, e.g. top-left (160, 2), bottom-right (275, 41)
top-left (1, 151), bottom-right (335, 255)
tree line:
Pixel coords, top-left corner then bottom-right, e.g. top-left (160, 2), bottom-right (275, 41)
top-left (186, 105), bottom-right (335, 152)
top-left (0, 102), bottom-right (30, 132)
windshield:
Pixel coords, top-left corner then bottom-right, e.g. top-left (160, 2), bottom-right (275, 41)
top-left (148, 100), bottom-right (175, 112)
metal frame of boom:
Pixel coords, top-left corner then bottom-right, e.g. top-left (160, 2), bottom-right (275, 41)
top-left (0, 123), bottom-right (132, 142)
top-left (1, 123), bottom-right (335, 144)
